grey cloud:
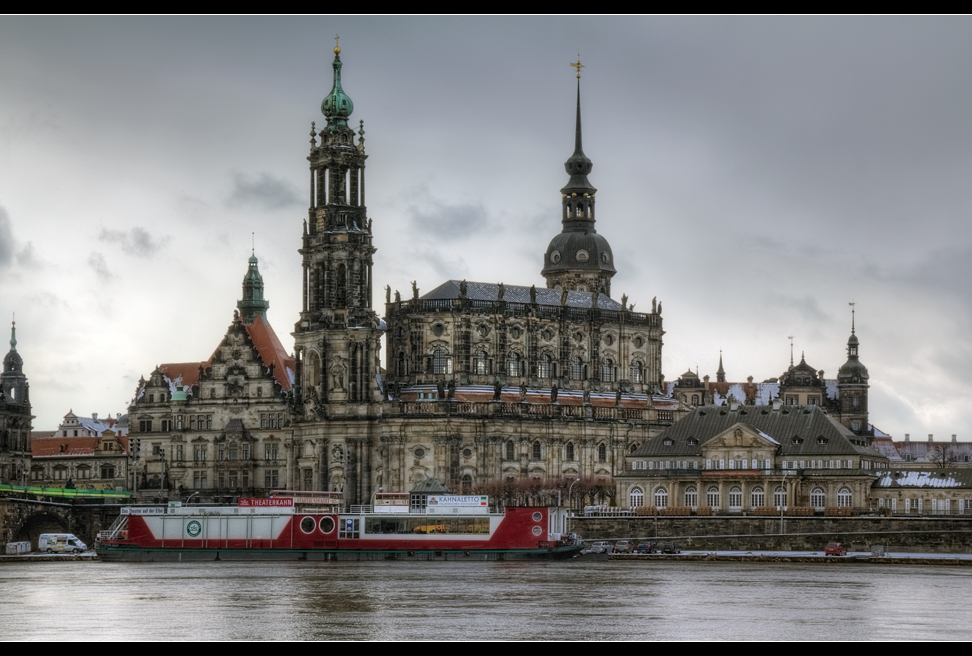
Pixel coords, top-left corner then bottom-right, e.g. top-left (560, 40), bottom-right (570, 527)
top-left (87, 252), bottom-right (114, 281)
top-left (99, 227), bottom-right (169, 257)
top-left (405, 188), bottom-right (491, 242)
top-left (764, 293), bottom-right (832, 326)
top-left (0, 206), bottom-right (15, 269)
top-left (15, 242), bottom-right (39, 268)
top-left (227, 172), bottom-right (301, 210)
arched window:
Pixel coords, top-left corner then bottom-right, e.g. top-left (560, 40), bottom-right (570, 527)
top-left (532, 441), bottom-right (542, 461)
top-left (397, 352), bottom-right (407, 377)
top-left (654, 486), bottom-right (669, 508)
top-left (462, 474), bottom-right (472, 495)
top-left (505, 441), bottom-right (515, 461)
top-left (837, 487), bottom-right (852, 508)
top-left (751, 486), bottom-right (765, 508)
top-left (774, 486), bottom-right (787, 508)
top-left (684, 485), bottom-right (698, 508)
top-left (474, 350), bottom-right (489, 375)
top-left (630, 360), bottom-right (644, 383)
top-left (706, 485), bottom-right (720, 509)
top-left (728, 485), bottom-right (742, 510)
top-left (629, 487), bottom-right (644, 508)
top-left (432, 349), bottom-right (449, 375)
top-left (539, 354), bottom-right (553, 378)
top-left (508, 352), bottom-right (522, 377)
top-left (810, 487), bottom-right (826, 510)
top-left (692, 394), bottom-right (700, 405)
top-left (601, 358), bottom-right (615, 382)
top-left (570, 357), bottom-right (585, 380)
top-left (598, 443), bottom-right (607, 462)
top-left (565, 442), bottom-right (575, 461)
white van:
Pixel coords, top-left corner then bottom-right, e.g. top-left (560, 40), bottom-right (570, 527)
top-left (38, 534), bottom-right (87, 554)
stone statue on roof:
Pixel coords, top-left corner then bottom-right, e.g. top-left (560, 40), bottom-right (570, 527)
top-left (652, 297), bottom-right (657, 313)
top-left (459, 279), bottom-right (468, 297)
top-left (583, 389), bottom-right (591, 405)
top-left (621, 294), bottom-right (627, 309)
top-left (447, 379), bottom-right (455, 399)
top-left (385, 285), bottom-right (391, 304)
top-left (530, 285), bottom-right (537, 304)
top-left (615, 388), bottom-right (622, 406)
top-left (493, 380), bottom-right (502, 401)
top-left (561, 288), bottom-right (569, 306)
top-left (411, 281), bottom-right (418, 299)
top-left (497, 283), bottom-right (505, 300)
top-left (550, 384), bottom-right (558, 404)
top-left (437, 380), bottom-right (445, 400)
top-left (394, 289), bottom-right (401, 303)
top-left (519, 383), bottom-right (527, 402)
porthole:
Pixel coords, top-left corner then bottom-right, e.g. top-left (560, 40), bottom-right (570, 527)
top-left (550, 250), bottom-right (561, 264)
top-left (510, 327), bottom-right (522, 339)
top-left (415, 447), bottom-right (426, 458)
top-left (300, 516), bottom-right (316, 534)
top-left (532, 512), bottom-right (543, 522)
top-left (478, 324), bottom-right (489, 337)
top-left (575, 249), bottom-right (589, 263)
top-left (601, 252), bottom-right (610, 263)
top-left (604, 334), bottom-right (614, 346)
top-left (532, 526), bottom-right (543, 536)
top-left (542, 329), bottom-right (552, 341)
top-left (319, 516), bottom-right (335, 534)
top-left (432, 323), bottom-right (445, 336)
top-left (462, 448), bottom-right (473, 459)
top-left (633, 337), bottom-right (644, 348)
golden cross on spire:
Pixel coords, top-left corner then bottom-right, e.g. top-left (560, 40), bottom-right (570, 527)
top-left (570, 57), bottom-right (584, 79)
top-left (334, 34), bottom-right (341, 54)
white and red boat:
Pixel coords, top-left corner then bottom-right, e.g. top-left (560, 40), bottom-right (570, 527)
top-left (95, 491), bottom-right (581, 561)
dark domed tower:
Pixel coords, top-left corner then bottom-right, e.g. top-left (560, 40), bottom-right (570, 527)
top-left (837, 306), bottom-right (870, 438)
top-left (541, 63), bottom-right (616, 296)
top-left (237, 253), bottom-right (270, 325)
top-left (0, 320), bottom-right (32, 485)
top-left (295, 43), bottom-right (383, 413)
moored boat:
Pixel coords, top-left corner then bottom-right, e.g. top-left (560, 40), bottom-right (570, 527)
top-left (95, 491), bottom-right (581, 561)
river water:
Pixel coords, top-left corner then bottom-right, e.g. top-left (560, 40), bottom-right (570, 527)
top-left (2, 560), bottom-right (970, 640)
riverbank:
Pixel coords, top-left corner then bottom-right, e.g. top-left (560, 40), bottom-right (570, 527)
top-left (610, 550), bottom-right (972, 565)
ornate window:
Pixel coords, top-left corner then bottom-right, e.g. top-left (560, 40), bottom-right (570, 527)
top-left (706, 485), bottom-right (720, 509)
top-left (539, 354), bottom-right (554, 379)
top-left (728, 486), bottom-right (742, 510)
top-left (432, 349), bottom-right (450, 375)
top-left (601, 358), bottom-right (615, 382)
top-left (570, 357), bottom-right (585, 380)
top-left (598, 443), bottom-right (607, 462)
top-left (774, 486), bottom-right (787, 508)
top-left (565, 442), bottom-right (575, 461)
top-left (837, 487), bottom-right (852, 508)
top-left (684, 485), bottom-right (698, 507)
top-left (532, 441), bottom-right (542, 460)
top-left (810, 487), bottom-right (826, 510)
top-left (630, 360), bottom-right (644, 383)
top-left (751, 486), bottom-right (765, 508)
top-left (654, 486), bottom-right (669, 508)
top-left (629, 487), bottom-right (644, 508)
top-left (508, 352), bottom-right (522, 377)
top-left (505, 441), bottom-right (515, 461)
top-left (474, 351), bottom-right (489, 375)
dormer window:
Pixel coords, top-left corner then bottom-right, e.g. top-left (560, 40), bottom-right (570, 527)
top-left (817, 437), bottom-right (828, 445)
top-left (663, 438), bottom-right (673, 446)
top-left (792, 437), bottom-right (803, 444)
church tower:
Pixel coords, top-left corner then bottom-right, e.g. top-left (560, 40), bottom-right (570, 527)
top-left (237, 253), bottom-right (270, 324)
top-left (836, 305), bottom-right (870, 438)
top-left (0, 320), bottom-right (32, 485)
top-left (541, 61), bottom-right (617, 296)
top-left (294, 43), bottom-right (382, 415)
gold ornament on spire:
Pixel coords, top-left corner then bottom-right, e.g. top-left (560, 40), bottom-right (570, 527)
top-left (334, 34), bottom-right (341, 54)
top-left (570, 57), bottom-right (584, 79)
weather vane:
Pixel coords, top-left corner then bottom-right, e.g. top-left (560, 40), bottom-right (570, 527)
top-left (570, 57), bottom-right (584, 79)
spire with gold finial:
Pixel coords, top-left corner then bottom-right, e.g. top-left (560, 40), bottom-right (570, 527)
top-left (321, 34), bottom-right (354, 130)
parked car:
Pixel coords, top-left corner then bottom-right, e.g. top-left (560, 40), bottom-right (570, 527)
top-left (589, 541), bottom-right (613, 554)
top-left (634, 542), bottom-right (655, 554)
top-left (824, 542), bottom-right (847, 556)
top-left (660, 541), bottom-right (681, 554)
top-left (614, 540), bottom-right (632, 553)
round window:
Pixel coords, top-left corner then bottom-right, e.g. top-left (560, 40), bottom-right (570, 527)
top-left (532, 526), bottom-right (543, 536)
top-left (601, 252), bottom-right (610, 263)
top-left (415, 447), bottom-right (426, 458)
top-left (532, 512), bottom-right (543, 522)
top-left (510, 327), bottom-right (522, 339)
top-left (300, 516), bottom-right (316, 534)
top-left (604, 334), bottom-right (614, 346)
top-left (550, 250), bottom-right (561, 264)
top-left (575, 250), bottom-right (589, 263)
top-left (462, 448), bottom-right (473, 458)
top-left (478, 324), bottom-right (490, 337)
top-left (432, 323), bottom-right (445, 336)
top-left (633, 337), bottom-right (644, 348)
top-left (319, 516), bottom-right (335, 534)
top-left (574, 332), bottom-right (584, 343)
top-left (542, 329), bottom-right (552, 341)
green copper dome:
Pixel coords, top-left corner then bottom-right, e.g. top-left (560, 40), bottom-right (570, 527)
top-left (321, 47), bottom-right (353, 128)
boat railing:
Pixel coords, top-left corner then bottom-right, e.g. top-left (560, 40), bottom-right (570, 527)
top-left (97, 514), bottom-right (129, 541)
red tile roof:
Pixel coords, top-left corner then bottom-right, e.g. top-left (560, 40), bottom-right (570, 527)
top-left (244, 315), bottom-right (295, 391)
top-left (32, 435), bottom-right (130, 458)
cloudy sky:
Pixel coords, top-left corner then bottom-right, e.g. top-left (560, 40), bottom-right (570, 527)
top-left (2, 16), bottom-right (971, 441)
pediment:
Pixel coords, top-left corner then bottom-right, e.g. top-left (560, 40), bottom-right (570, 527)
top-left (702, 422), bottom-right (779, 450)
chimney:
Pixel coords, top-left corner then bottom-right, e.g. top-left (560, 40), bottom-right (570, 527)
top-left (929, 434), bottom-right (934, 443)
top-left (905, 433), bottom-right (910, 442)
top-left (953, 434), bottom-right (958, 444)
top-left (92, 412), bottom-right (98, 421)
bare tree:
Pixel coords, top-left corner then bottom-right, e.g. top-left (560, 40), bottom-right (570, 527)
top-left (929, 444), bottom-right (957, 469)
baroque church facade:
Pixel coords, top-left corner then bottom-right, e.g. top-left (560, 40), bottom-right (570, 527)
top-left (127, 47), bottom-right (880, 508)
top-left (127, 47), bottom-right (683, 503)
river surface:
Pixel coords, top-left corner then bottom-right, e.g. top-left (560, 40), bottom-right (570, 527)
top-left (2, 559), bottom-right (971, 640)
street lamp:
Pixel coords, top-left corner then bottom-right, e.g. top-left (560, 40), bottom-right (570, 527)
top-left (567, 477), bottom-right (581, 512)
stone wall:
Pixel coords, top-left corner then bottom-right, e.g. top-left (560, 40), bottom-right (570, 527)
top-left (569, 515), bottom-right (972, 552)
